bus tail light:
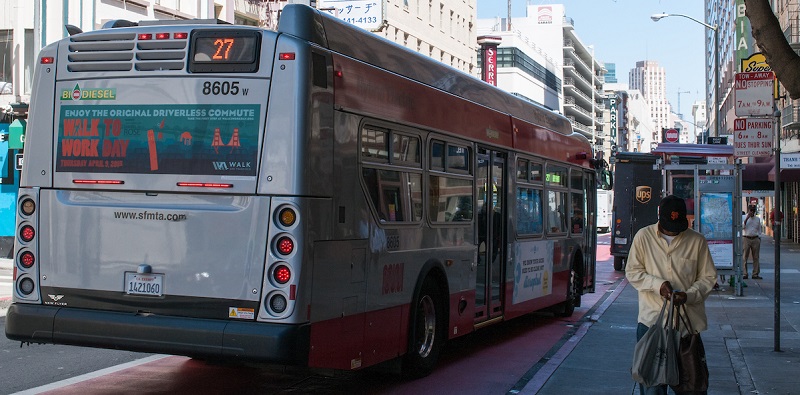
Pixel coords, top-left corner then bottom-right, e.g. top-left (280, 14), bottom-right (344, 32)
top-left (278, 207), bottom-right (296, 227)
top-left (19, 251), bottom-right (35, 268)
top-left (273, 264), bottom-right (291, 285)
top-left (18, 277), bottom-right (35, 295)
top-left (15, 190), bottom-right (41, 303)
top-left (275, 236), bottom-right (294, 256)
top-left (40, 57), bottom-right (54, 64)
top-left (268, 293), bottom-right (288, 314)
top-left (279, 52), bottom-right (295, 60)
top-left (19, 225), bottom-right (35, 243)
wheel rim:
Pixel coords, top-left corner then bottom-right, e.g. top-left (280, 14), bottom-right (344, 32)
top-left (415, 294), bottom-right (437, 358)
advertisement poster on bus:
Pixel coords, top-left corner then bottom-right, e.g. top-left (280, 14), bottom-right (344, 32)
top-left (513, 240), bottom-right (554, 304)
top-left (56, 104), bottom-right (261, 176)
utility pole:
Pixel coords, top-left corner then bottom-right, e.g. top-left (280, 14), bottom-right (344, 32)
top-left (507, 0), bottom-right (512, 30)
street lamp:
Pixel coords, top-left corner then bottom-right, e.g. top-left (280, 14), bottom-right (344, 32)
top-left (651, 12), bottom-right (720, 140)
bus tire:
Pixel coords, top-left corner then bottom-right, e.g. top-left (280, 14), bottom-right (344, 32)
top-left (613, 256), bottom-right (625, 272)
top-left (555, 263), bottom-right (581, 317)
top-left (402, 276), bottom-right (446, 379)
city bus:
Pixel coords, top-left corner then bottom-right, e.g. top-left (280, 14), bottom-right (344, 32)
top-left (6, 4), bottom-right (605, 376)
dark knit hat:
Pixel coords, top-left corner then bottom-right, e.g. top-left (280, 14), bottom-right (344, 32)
top-left (659, 195), bottom-right (689, 233)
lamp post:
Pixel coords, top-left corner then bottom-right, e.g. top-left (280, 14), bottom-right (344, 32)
top-left (651, 13), bottom-right (719, 139)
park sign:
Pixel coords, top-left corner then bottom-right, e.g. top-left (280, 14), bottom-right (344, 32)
top-left (733, 118), bottom-right (773, 158)
top-left (734, 71), bottom-right (774, 117)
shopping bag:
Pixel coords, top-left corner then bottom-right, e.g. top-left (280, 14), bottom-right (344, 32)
top-left (671, 304), bottom-right (709, 392)
top-left (631, 297), bottom-right (680, 387)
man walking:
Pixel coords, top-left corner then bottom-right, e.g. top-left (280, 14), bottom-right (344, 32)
top-left (742, 205), bottom-right (763, 279)
top-left (626, 195), bottom-right (717, 394)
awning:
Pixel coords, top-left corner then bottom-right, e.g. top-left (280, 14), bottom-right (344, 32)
top-left (742, 162), bottom-right (774, 182)
top-left (768, 166), bottom-right (800, 182)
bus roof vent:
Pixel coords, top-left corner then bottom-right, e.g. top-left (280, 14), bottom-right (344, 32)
top-left (67, 31), bottom-right (188, 72)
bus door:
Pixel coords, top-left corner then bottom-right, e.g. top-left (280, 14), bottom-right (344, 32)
top-left (475, 148), bottom-right (506, 322)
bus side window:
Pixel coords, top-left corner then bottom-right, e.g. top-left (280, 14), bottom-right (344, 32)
top-left (571, 192), bottom-right (584, 234)
top-left (516, 187), bottom-right (543, 235)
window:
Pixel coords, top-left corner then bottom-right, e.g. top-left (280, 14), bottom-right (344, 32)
top-left (361, 126), bottom-right (423, 223)
top-left (517, 187), bottom-right (543, 235)
top-left (429, 138), bottom-right (473, 223)
top-left (363, 169), bottom-right (423, 222)
top-left (429, 176), bottom-right (472, 222)
top-left (570, 192), bottom-right (584, 234)
top-left (546, 165), bottom-right (567, 187)
top-left (570, 168), bottom-right (583, 190)
top-left (547, 190), bottom-right (568, 233)
top-left (0, 30), bottom-right (12, 91)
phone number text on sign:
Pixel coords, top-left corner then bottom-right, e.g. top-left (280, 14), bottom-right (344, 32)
top-left (734, 118), bottom-right (773, 158)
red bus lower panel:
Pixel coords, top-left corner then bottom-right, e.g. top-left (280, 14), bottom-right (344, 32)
top-left (308, 304), bottom-right (409, 370)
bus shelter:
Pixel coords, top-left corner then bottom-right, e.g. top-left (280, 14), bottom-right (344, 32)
top-left (652, 143), bottom-right (745, 295)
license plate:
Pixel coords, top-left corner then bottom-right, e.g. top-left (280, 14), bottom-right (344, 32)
top-left (614, 237), bottom-right (628, 245)
top-left (125, 272), bottom-right (164, 296)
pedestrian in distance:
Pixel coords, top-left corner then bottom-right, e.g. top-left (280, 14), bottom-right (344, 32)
top-left (742, 205), bottom-right (763, 280)
top-left (625, 195), bottom-right (717, 395)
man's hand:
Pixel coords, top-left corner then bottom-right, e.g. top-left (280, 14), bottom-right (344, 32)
top-left (660, 281), bottom-right (673, 299)
top-left (673, 291), bottom-right (688, 305)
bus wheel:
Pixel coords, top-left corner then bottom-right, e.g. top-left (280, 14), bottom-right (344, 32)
top-left (403, 276), bottom-right (446, 378)
top-left (613, 256), bottom-right (626, 272)
top-left (555, 265), bottom-right (581, 317)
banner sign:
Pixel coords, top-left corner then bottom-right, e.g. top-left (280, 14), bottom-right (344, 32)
top-left (56, 104), bottom-right (261, 175)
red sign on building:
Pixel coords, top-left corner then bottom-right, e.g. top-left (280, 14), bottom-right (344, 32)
top-left (663, 128), bottom-right (679, 143)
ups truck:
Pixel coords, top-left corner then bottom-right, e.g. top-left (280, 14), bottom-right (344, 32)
top-left (610, 152), bottom-right (661, 271)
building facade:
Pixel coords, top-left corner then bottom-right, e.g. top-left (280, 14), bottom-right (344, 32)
top-left (476, 4), bottom-right (605, 155)
top-left (629, 60), bottom-right (670, 144)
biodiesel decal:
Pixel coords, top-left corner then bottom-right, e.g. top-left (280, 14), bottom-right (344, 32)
top-left (57, 104), bottom-right (260, 175)
top-left (61, 84), bottom-right (117, 100)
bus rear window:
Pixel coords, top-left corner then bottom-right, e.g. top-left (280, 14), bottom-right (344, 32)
top-left (56, 104), bottom-right (261, 176)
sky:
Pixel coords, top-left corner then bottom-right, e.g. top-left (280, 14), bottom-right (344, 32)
top-left (476, 0), bottom-right (707, 120)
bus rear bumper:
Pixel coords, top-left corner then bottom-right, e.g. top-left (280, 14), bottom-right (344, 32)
top-left (5, 303), bottom-right (310, 364)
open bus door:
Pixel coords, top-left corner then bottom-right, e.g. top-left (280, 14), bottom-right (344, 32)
top-left (475, 147), bottom-right (506, 323)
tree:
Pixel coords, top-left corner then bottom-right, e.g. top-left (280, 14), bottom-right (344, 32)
top-left (745, 0), bottom-right (800, 99)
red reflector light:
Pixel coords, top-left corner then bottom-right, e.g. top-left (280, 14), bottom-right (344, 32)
top-left (274, 265), bottom-right (291, 284)
top-left (40, 57), bottom-right (55, 64)
top-left (20, 225), bottom-right (35, 242)
top-left (276, 236), bottom-right (294, 255)
top-left (176, 182), bottom-right (233, 188)
top-left (335, 70), bottom-right (343, 78)
top-left (155, 32), bottom-right (170, 40)
top-left (279, 52), bottom-right (296, 60)
top-left (20, 251), bottom-right (35, 268)
top-left (73, 179), bottom-right (124, 185)
top-left (174, 32), bottom-right (188, 39)
top-left (138, 33), bottom-right (152, 40)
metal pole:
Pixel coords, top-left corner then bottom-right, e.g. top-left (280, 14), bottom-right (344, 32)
top-left (714, 28), bottom-right (720, 138)
top-left (774, 108), bottom-right (782, 352)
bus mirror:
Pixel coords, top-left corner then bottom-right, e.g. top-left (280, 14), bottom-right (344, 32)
top-left (599, 169), bottom-right (613, 190)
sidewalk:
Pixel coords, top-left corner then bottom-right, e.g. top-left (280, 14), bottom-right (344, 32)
top-left (528, 238), bottom-right (800, 395)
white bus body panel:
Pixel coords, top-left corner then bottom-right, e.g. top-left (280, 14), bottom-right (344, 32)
top-left (37, 189), bottom-right (269, 301)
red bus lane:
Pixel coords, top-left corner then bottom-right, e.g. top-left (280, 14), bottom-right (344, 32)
top-left (35, 245), bottom-right (620, 395)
